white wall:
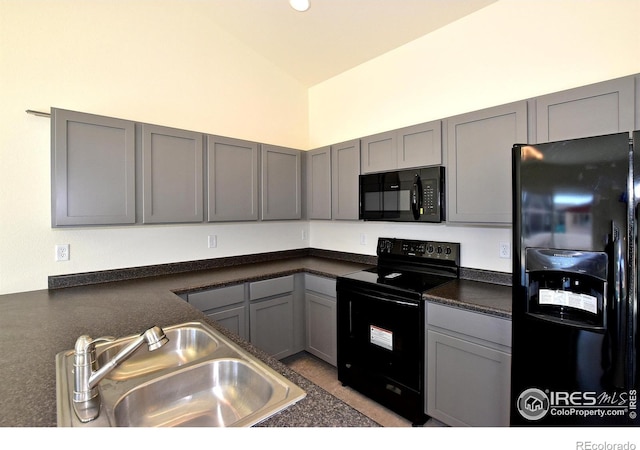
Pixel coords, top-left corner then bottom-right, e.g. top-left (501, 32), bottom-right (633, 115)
top-left (308, 0), bottom-right (640, 273)
top-left (310, 221), bottom-right (511, 273)
top-left (308, 0), bottom-right (640, 147)
top-left (0, 1), bottom-right (309, 294)
top-left (1, 1), bottom-right (639, 294)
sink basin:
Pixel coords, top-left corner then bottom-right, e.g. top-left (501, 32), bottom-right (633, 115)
top-left (56, 321), bottom-right (305, 427)
top-left (114, 358), bottom-right (297, 427)
top-left (95, 324), bottom-right (220, 381)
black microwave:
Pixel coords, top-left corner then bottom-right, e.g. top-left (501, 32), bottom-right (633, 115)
top-left (359, 166), bottom-right (445, 222)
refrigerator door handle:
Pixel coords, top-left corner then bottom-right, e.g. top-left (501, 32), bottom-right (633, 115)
top-left (611, 221), bottom-right (625, 317)
top-left (610, 220), bottom-right (628, 388)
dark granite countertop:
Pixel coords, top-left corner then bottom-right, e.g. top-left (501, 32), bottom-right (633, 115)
top-left (424, 279), bottom-right (512, 319)
top-left (0, 252), bottom-right (511, 427)
top-left (0, 256), bottom-right (377, 427)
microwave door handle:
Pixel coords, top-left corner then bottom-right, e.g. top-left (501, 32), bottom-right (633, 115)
top-left (411, 175), bottom-right (422, 220)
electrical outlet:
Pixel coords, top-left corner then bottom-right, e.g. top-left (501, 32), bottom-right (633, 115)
top-left (499, 242), bottom-right (511, 259)
top-left (55, 244), bottom-right (70, 261)
top-left (208, 235), bottom-right (217, 249)
top-left (360, 233), bottom-right (367, 245)
top-left (301, 229), bottom-right (306, 241)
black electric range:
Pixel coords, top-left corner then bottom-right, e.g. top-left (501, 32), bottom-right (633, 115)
top-left (336, 237), bottom-right (460, 425)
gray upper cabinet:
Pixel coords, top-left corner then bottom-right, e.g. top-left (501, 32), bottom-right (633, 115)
top-left (206, 135), bottom-right (259, 222)
top-left (446, 101), bottom-right (528, 224)
top-left (261, 144), bottom-right (301, 220)
top-left (360, 130), bottom-right (396, 173)
top-left (306, 146), bottom-right (332, 219)
top-left (141, 124), bottom-right (204, 224)
top-left (536, 75), bottom-right (636, 143)
top-left (51, 108), bottom-right (136, 226)
top-left (397, 121), bottom-right (442, 169)
top-left (361, 121), bottom-right (442, 174)
top-left (331, 139), bottom-right (361, 220)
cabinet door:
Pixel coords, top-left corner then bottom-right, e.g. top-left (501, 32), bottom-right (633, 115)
top-left (187, 284), bottom-right (245, 311)
top-left (397, 120), bottom-right (442, 169)
top-left (141, 124), bottom-right (203, 223)
top-left (331, 139), bottom-right (361, 220)
top-left (249, 295), bottom-right (294, 360)
top-left (261, 144), bottom-right (301, 220)
top-left (536, 76), bottom-right (635, 143)
top-left (206, 305), bottom-right (248, 341)
top-left (446, 101), bottom-right (527, 224)
top-left (305, 292), bottom-right (337, 366)
top-left (51, 108), bottom-right (136, 226)
top-left (360, 130), bottom-right (396, 174)
top-left (427, 330), bottom-right (511, 427)
top-left (206, 135), bottom-right (258, 221)
top-left (306, 146), bottom-right (332, 219)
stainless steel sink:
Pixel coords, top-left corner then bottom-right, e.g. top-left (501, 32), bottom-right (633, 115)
top-left (95, 324), bottom-right (220, 381)
top-left (56, 321), bottom-right (305, 427)
top-left (113, 358), bottom-right (296, 427)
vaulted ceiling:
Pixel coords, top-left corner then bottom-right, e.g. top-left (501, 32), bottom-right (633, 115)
top-left (205, 0), bottom-right (497, 86)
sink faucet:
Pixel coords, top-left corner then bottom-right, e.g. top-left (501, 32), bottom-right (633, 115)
top-left (72, 326), bottom-right (169, 423)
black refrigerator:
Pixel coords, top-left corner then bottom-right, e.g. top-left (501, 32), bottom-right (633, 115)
top-left (511, 131), bottom-right (639, 426)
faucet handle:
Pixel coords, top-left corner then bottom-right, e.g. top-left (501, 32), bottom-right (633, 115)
top-left (74, 335), bottom-right (116, 356)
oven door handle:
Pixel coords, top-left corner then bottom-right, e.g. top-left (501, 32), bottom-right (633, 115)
top-left (347, 286), bottom-right (421, 307)
top-left (347, 289), bottom-right (420, 335)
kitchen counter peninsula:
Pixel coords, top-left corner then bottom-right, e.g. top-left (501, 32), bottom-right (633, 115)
top-left (0, 250), bottom-right (511, 427)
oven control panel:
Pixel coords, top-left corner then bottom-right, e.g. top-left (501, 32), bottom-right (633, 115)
top-left (377, 238), bottom-right (460, 263)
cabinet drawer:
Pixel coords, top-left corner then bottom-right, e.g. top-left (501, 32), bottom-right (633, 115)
top-left (427, 302), bottom-right (512, 348)
top-left (187, 284), bottom-right (245, 311)
top-left (305, 274), bottom-right (336, 298)
top-left (249, 275), bottom-right (294, 300)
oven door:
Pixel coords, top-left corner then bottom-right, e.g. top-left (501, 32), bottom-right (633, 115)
top-left (337, 280), bottom-right (426, 423)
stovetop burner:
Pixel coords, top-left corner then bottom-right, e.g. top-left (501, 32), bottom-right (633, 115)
top-left (373, 268), bottom-right (456, 292)
top-left (339, 237), bottom-right (461, 297)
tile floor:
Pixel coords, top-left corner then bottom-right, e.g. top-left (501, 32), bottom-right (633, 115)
top-left (282, 351), bottom-right (445, 427)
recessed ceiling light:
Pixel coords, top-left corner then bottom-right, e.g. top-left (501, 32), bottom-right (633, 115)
top-left (289, 0), bottom-right (310, 12)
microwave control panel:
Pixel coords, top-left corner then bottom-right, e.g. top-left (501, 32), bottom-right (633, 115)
top-left (422, 178), bottom-right (438, 216)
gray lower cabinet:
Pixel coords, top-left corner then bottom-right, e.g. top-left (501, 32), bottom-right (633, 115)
top-left (249, 275), bottom-right (297, 359)
top-left (426, 302), bottom-right (512, 427)
top-left (535, 75), bottom-right (636, 143)
top-left (186, 283), bottom-right (248, 340)
top-left (141, 124), bottom-right (204, 223)
top-left (206, 135), bottom-right (259, 221)
top-left (306, 146), bottom-right (332, 219)
top-left (51, 108), bottom-right (136, 226)
top-left (184, 274), bottom-right (306, 359)
top-left (360, 121), bottom-right (442, 174)
top-left (445, 101), bottom-right (528, 224)
top-left (304, 274), bottom-right (337, 366)
top-left (261, 144), bottom-right (302, 220)
top-left (331, 139), bottom-right (361, 220)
